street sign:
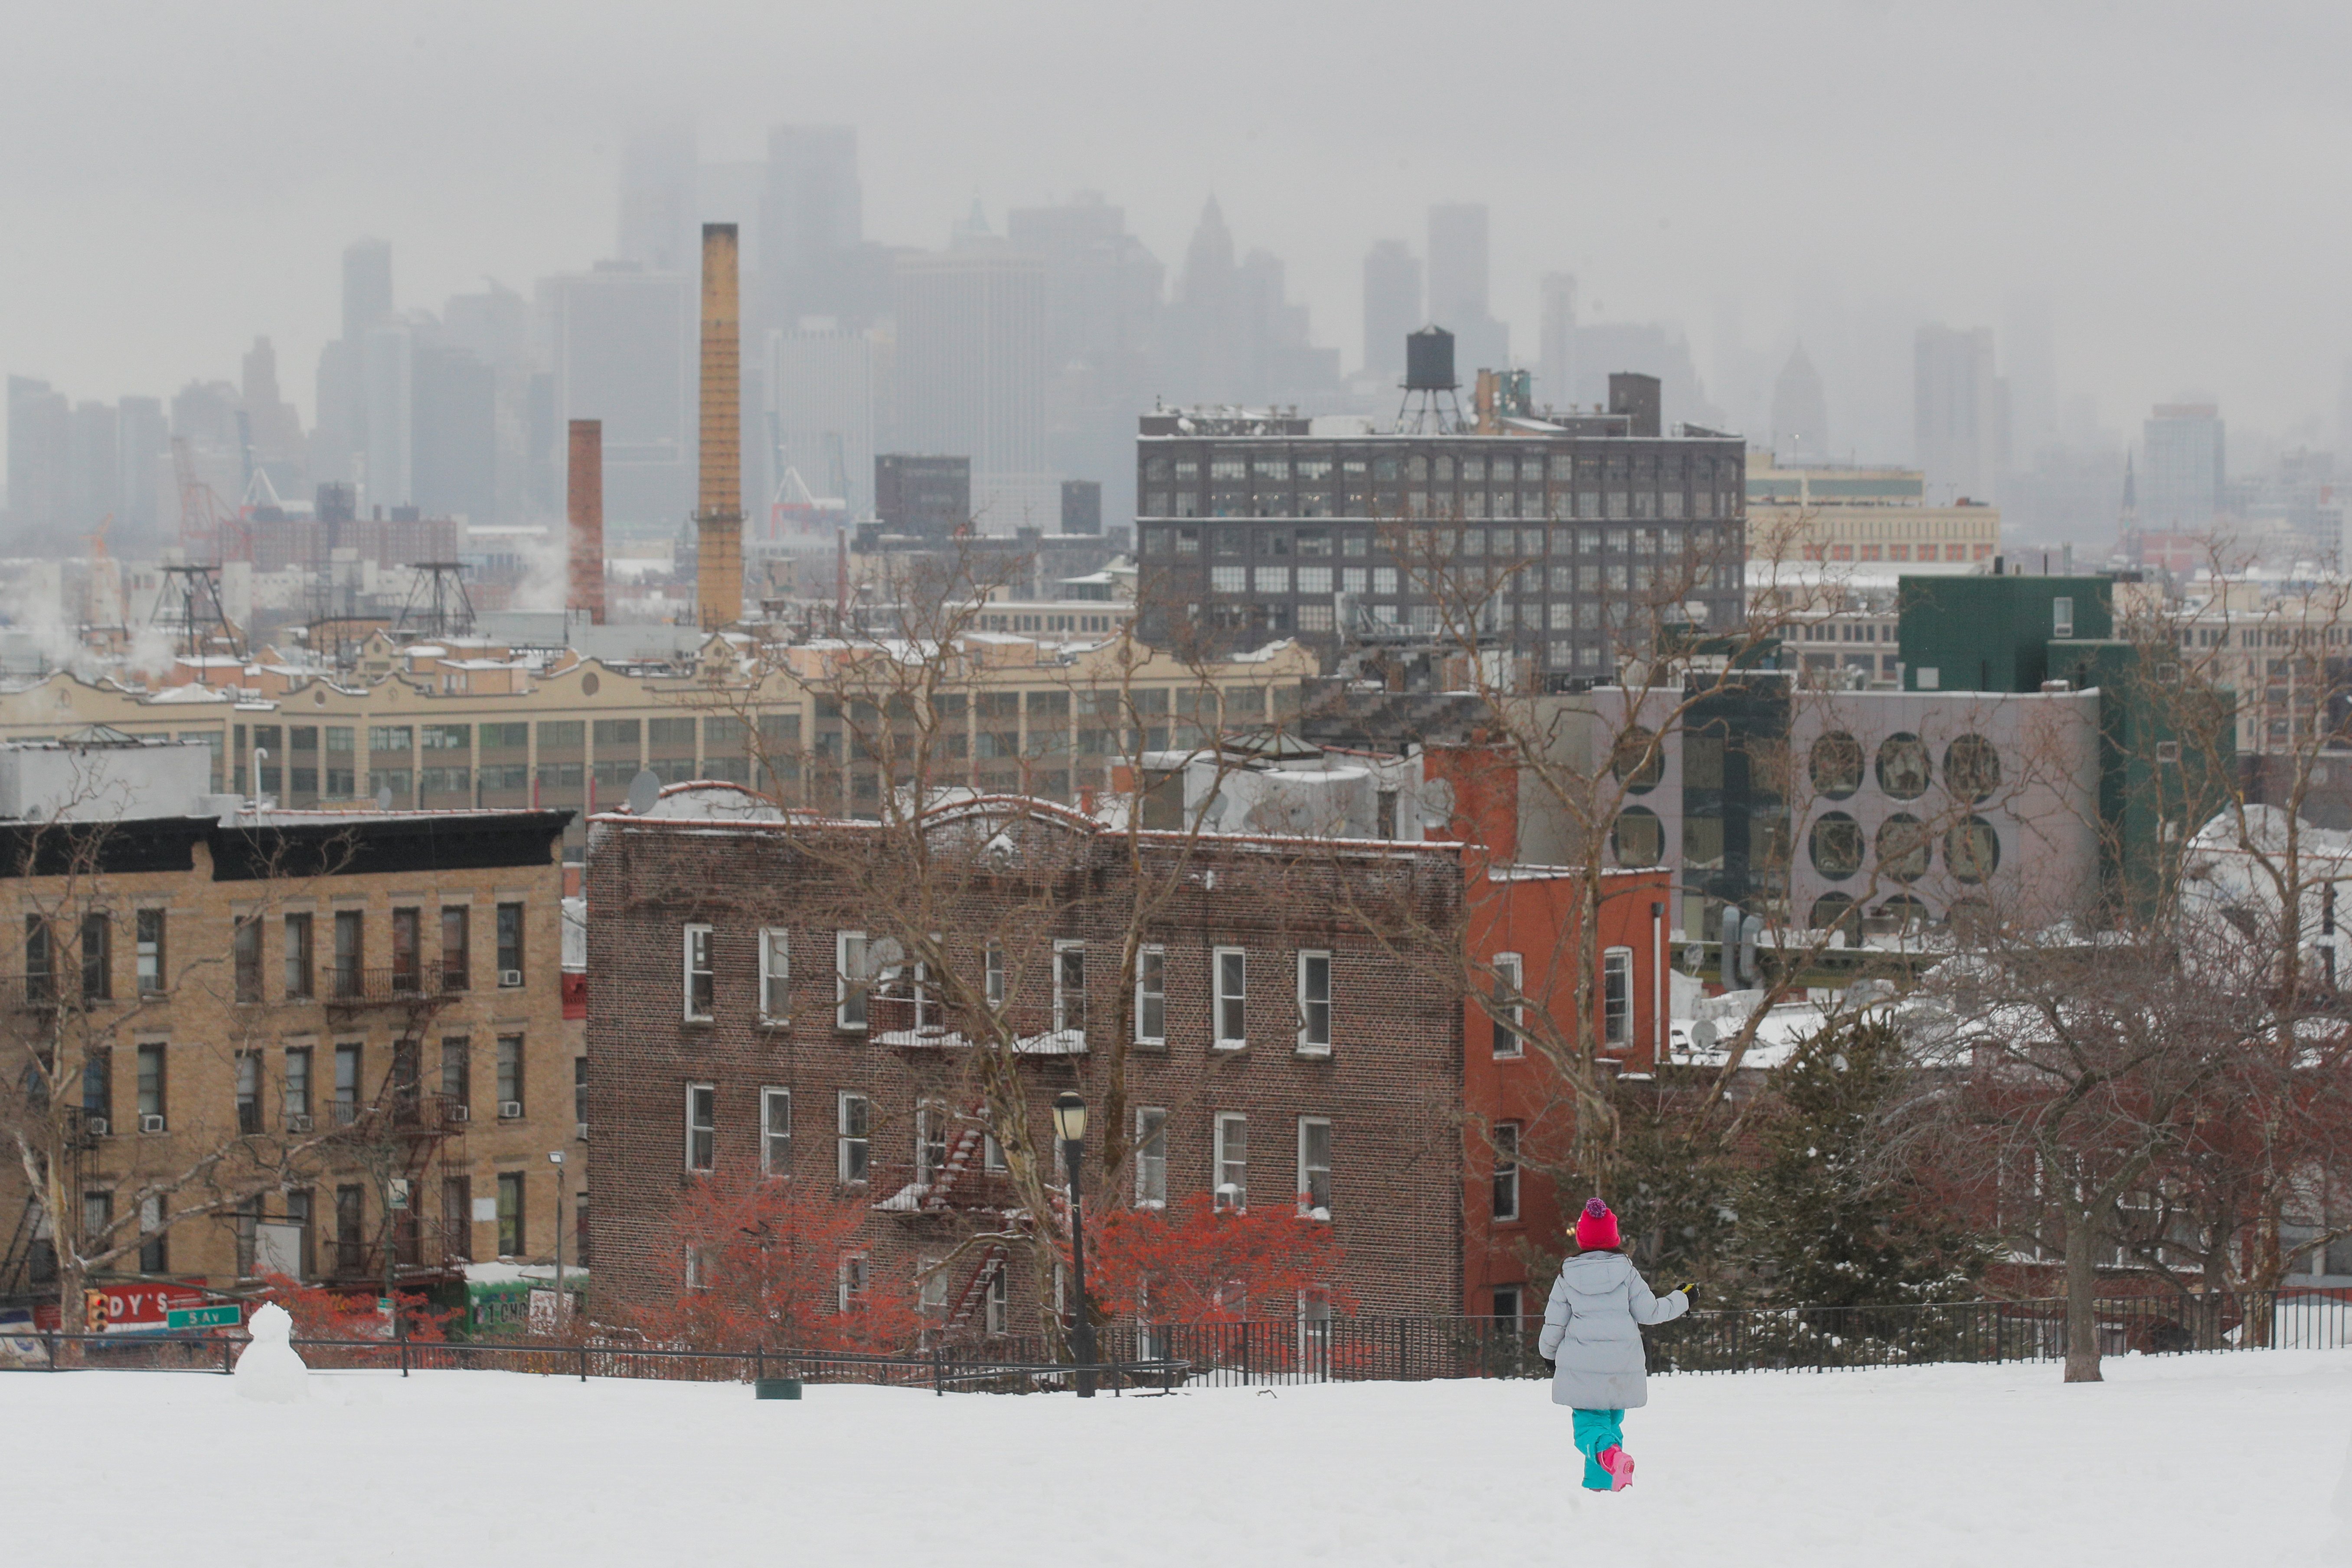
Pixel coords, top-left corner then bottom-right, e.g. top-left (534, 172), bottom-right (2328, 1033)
top-left (164, 1303), bottom-right (240, 1331)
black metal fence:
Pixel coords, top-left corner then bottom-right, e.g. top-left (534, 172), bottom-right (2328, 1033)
top-left (4, 1289), bottom-right (2344, 1392)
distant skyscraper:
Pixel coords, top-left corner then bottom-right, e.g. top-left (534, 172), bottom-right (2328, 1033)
top-left (2140, 404), bottom-right (2225, 531)
top-left (761, 125), bottom-right (866, 330)
top-left (1007, 192), bottom-right (1165, 529)
top-left (1914, 325), bottom-right (2004, 503)
top-left (537, 263), bottom-right (697, 532)
top-left (1537, 273), bottom-right (1577, 408)
top-left (410, 343), bottom-right (496, 523)
top-left (360, 324), bottom-right (415, 511)
top-left (67, 401), bottom-right (119, 529)
top-left (1771, 345), bottom-right (1829, 464)
top-left (1426, 204), bottom-right (1507, 374)
top-left (1362, 241), bottom-right (1422, 379)
top-left (342, 239), bottom-right (393, 346)
top-left (116, 395), bottom-right (167, 540)
top-left (617, 123), bottom-right (699, 274)
top-left (1162, 199), bottom-right (1337, 409)
top-left (7, 379), bottom-right (69, 536)
top-left (2002, 294), bottom-right (2057, 459)
top-left (892, 252), bottom-right (1050, 532)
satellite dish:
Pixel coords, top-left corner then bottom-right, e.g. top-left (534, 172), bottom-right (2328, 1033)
top-left (1689, 1019), bottom-right (1720, 1052)
top-left (865, 936), bottom-right (905, 983)
top-left (1200, 793), bottom-right (1228, 829)
top-left (1682, 944), bottom-right (1705, 972)
top-left (626, 768), bottom-right (661, 816)
top-left (375, 785), bottom-right (394, 810)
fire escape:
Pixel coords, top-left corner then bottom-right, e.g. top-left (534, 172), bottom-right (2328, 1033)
top-left (319, 961), bottom-right (469, 1291)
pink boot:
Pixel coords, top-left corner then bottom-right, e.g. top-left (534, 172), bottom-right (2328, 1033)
top-left (1600, 1445), bottom-right (1636, 1492)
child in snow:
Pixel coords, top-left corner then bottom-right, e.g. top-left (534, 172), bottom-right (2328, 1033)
top-left (1536, 1197), bottom-right (1694, 1492)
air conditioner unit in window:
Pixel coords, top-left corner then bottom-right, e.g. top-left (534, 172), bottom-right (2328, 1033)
top-left (286, 1114), bottom-right (313, 1133)
top-left (448, 1104), bottom-right (469, 1123)
top-left (140, 1113), bottom-right (167, 1134)
top-left (499, 1101), bottom-right (523, 1120)
top-left (500, 969), bottom-right (523, 988)
top-left (84, 1116), bottom-right (109, 1137)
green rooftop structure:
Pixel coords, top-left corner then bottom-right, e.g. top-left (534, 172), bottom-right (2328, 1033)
top-left (1898, 573), bottom-right (2115, 694)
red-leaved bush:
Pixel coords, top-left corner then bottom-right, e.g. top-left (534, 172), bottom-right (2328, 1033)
top-left (634, 1164), bottom-right (922, 1353)
top-left (1083, 1192), bottom-right (1352, 1324)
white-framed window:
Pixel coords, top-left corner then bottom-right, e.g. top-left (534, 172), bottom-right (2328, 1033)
top-left (682, 924), bottom-right (714, 1021)
top-left (839, 1254), bottom-right (869, 1310)
top-left (1136, 945), bottom-right (1166, 1045)
top-left (1135, 1107), bottom-right (1169, 1206)
top-left (1213, 947), bottom-right (1248, 1048)
top-left (1296, 950), bottom-right (1331, 1054)
top-left (835, 931), bottom-right (867, 1031)
top-left (911, 959), bottom-right (939, 1031)
top-left (1492, 1122), bottom-right (1521, 1222)
top-left (1492, 1283), bottom-right (1523, 1326)
top-left (837, 1091), bottom-right (869, 1182)
top-left (1490, 953), bottom-right (1523, 1058)
top-left (984, 941), bottom-right (1005, 1011)
top-left (685, 1082), bottom-right (715, 1173)
top-left (760, 1087), bottom-right (791, 1176)
top-left (983, 1130), bottom-right (1006, 1172)
top-left (684, 1244), bottom-right (715, 1291)
top-left (1214, 1112), bottom-right (1248, 1209)
top-left (1602, 947), bottom-right (1633, 1047)
top-left (758, 927), bottom-right (790, 1021)
top-left (983, 1261), bottom-right (1008, 1334)
top-left (918, 1252), bottom-right (948, 1317)
top-left (1054, 940), bottom-right (1086, 1034)
top-left (918, 1100), bottom-right (950, 1185)
top-left (1297, 1117), bottom-right (1332, 1217)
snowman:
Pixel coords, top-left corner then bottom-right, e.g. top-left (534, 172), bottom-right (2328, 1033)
top-left (234, 1301), bottom-right (309, 1403)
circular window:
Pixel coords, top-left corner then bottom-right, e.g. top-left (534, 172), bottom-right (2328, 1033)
top-left (1946, 817), bottom-right (2002, 884)
top-left (580, 671), bottom-right (601, 696)
top-left (312, 687), bottom-right (328, 707)
top-left (1944, 734), bottom-right (2002, 804)
top-left (1810, 731), bottom-right (1863, 800)
top-left (1875, 733), bottom-right (1931, 800)
top-left (1875, 813), bottom-right (1931, 882)
top-left (1808, 811), bottom-right (1863, 880)
top-left (1611, 807), bottom-right (1665, 866)
top-left (1875, 894), bottom-right (1931, 934)
top-left (1612, 727), bottom-right (1663, 794)
top-left (1809, 892), bottom-right (1860, 938)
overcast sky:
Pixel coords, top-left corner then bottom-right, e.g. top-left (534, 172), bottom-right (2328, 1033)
top-left (6, 0), bottom-right (2350, 449)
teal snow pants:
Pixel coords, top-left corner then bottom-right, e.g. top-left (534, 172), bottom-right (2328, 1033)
top-left (1573, 1408), bottom-right (1626, 1490)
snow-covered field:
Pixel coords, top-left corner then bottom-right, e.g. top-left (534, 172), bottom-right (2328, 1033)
top-left (4, 1350), bottom-right (2346, 1564)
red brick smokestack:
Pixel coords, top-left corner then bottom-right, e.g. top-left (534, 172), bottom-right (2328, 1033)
top-left (567, 419), bottom-right (606, 625)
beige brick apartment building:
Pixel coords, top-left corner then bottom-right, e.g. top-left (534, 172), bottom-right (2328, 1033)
top-left (0, 739), bottom-right (579, 1323)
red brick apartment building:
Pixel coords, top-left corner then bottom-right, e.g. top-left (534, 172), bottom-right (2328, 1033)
top-left (585, 783), bottom-right (1665, 1336)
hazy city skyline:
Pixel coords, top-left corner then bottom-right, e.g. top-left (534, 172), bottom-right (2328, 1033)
top-left (7, 0), bottom-right (2352, 458)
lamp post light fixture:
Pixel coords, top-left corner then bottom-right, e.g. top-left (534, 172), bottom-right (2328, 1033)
top-left (1050, 1091), bottom-right (1096, 1397)
top-left (549, 1150), bottom-right (567, 1319)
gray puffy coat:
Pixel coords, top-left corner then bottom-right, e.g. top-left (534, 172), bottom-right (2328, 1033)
top-left (1535, 1251), bottom-right (1688, 1409)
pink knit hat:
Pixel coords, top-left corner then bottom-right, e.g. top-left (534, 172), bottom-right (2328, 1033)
top-left (1575, 1198), bottom-right (1620, 1251)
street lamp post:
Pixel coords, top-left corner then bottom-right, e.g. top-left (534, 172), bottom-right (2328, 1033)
top-left (1051, 1091), bottom-right (1095, 1398)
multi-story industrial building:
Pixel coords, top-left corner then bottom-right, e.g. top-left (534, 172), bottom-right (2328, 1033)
top-left (1133, 405), bottom-right (1748, 673)
top-left (1744, 457), bottom-right (2000, 569)
top-left (0, 630), bottom-right (1316, 861)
